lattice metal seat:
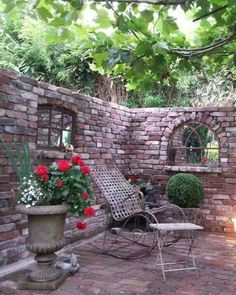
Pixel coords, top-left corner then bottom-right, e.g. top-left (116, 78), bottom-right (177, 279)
top-left (91, 165), bottom-right (188, 259)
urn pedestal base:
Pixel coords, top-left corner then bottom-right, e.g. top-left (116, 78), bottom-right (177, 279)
top-left (16, 204), bottom-right (69, 291)
top-left (18, 272), bottom-right (69, 290)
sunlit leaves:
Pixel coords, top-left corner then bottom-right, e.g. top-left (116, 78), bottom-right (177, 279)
top-left (211, 0), bottom-right (228, 6)
top-left (93, 52), bottom-right (108, 67)
top-left (37, 7), bottom-right (53, 21)
top-left (108, 48), bottom-right (131, 67)
top-left (95, 9), bottom-right (111, 28)
top-left (152, 41), bottom-right (169, 55)
top-left (136, 41), bottom-right (153, 56)
top-left (0, 0), bottom-right (235, 92)
top-left (116, 15), bottom-right (129, 33)
top-left (117, 2), bottom-right (127, 12)
top-left (141, 9), bottom-right (154, 22)
top-left (3, 1), bottom-right (16, 13)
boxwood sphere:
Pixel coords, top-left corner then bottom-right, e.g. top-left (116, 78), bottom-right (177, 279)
top-left (167, 173), bottom-right (204, 208)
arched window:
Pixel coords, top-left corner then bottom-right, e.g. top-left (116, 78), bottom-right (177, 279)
top-left (168, 122), bottom-right (219, 167)
top-left (37, 105), bottom-right (75, 149)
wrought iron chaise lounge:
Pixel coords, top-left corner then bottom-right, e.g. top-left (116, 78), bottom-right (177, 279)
top-left (91, 165), bottom-right (191, 260)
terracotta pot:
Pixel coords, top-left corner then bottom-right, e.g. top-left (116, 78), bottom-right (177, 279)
top-left (16, 204), bottom-right (68, 289)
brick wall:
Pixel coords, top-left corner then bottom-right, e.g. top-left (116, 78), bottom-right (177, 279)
top-left (0, 68), bottom-right (130, 266)
top-left (129, 107), bottom-right (236, 232)
top-left (1, 68), bottom-right (236, 266)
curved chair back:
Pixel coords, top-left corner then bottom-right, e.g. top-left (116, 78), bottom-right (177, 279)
top-left (91, 165), bottom-right (143, 221)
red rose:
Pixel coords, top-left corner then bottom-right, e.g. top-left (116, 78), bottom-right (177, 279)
top-left (41, 174), bottom-right (49, 182)
top-left (57, 160), bottom-right (71, 172)
top-left (77, 159), bottom-right (85, 167)
top-left (35, 165), bottom-right (48, 177)
top-left (82, 192), bottom-right (89, 201)
top-left (84, 207), bottom-right (95, 218)
top-left (81, 165), bottom-right (90, 176)
top-left (56, 179), bottom-right (63, 188)
top-left (76, 221), bottom-right (87, 230)
top-left (71, 155), bottom-right (81, 165)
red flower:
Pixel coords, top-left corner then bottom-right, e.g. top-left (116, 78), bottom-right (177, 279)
top-left (41, 174), bottom-right (49, 182)
top-left (82, 192), bottom-right (89, 201)
top-left (84, 207), bottom-right (95, 217)
top-left (201, 156), bottom-right (209, 164)
top-left (71, 155), bottom-right (81, 165)
top-left (77, 159), bottom-right (85, 167)
top-left (56, 179), bottom-right (63, 188)
top-left (57, 160), bottom-right (71, 172)
top-left (35, 165), bottom-right (48, 177)
top-left (81, 165), bottom-right (90, 176)
top-left (76, 221), bottom-right (87, 230)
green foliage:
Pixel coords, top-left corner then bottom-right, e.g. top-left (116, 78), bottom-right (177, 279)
top-left (176, 73), bottom-right (198, 98)
top-left (143, 94), bottom-right (164, 108)
top-left (0, 0), bottom-right (235, 104)
top-left (124, 77), bottom-right (194, 108)
top-left (167, 173), bottom-right (204, 208)
top-left (193, 70), bottom-right (236, 106)
top-left (0, 137), bottom-right (31, 181)
top-left (0, 0), bottom-right (236, 90)
top-left (0, 15), bottom-right (98, 94)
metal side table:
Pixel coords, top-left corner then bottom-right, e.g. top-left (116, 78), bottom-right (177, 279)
top-left (150, 223), bottom-right (203, 281)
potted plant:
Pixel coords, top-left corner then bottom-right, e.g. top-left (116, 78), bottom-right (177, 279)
top-left (0, 139), bottom-right (94, 290)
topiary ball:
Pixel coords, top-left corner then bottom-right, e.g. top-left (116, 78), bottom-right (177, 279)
top-left (167, 173), bottom-right (204, 208)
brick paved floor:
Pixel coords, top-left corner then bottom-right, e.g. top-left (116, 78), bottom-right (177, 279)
top-left (1, 231), bottom-right (236, 295)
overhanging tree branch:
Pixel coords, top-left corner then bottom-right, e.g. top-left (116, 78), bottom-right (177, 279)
top-left (193, 5), bottom-right (228, 22)
top-left (89, 0), bottom-right (187, 5)
top-left (170, 31), bottom-right (236, 57)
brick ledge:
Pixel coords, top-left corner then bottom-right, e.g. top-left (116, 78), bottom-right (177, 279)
top-left (164, 165), bottom-right (222, 173)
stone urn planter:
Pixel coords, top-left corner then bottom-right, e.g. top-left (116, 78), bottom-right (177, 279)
top-left (16, 204), bottom-right (69, 290)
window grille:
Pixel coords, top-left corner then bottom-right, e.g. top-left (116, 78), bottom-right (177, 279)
top-left (37, 105), bottom-right (75, 149)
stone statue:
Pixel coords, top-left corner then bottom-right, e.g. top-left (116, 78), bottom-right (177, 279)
top-left (55, 253), bottom-right (80, 274)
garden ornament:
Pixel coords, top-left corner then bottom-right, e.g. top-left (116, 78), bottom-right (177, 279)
top-left (62, 143), bottom-right (74, 153)
top-left (55, 254), bottom-right (80, 273)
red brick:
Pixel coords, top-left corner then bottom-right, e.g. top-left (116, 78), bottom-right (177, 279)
top-left (0, 84), bottom-right (18, 95)
top-left (0, 230), bottom-right (19, 242)
top-left (0, 75), bottom-right (11, 84)
top-left (0, 68), bottom-right (18, 79)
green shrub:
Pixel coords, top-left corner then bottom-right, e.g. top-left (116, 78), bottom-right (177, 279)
top-left (166, 173), bottom-right (204, 208)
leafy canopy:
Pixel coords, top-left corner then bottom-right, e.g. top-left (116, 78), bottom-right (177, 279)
top-left (0, 0), bottom-right (235, 91)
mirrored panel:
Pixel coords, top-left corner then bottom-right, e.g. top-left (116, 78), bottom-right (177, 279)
top-left (168, 123), bottom-right (219, 167)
